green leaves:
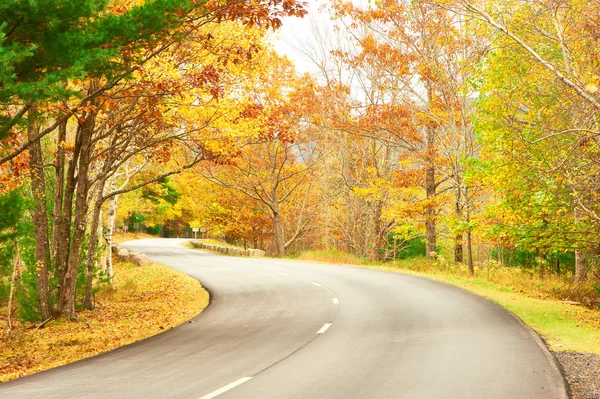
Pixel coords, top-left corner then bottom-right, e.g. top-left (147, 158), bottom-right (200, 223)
top-left (0, 0), bottom-right (200, 108)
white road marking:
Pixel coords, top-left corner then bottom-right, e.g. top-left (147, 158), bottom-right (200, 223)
top-left (317, 323), bottom-right (332, 334)
top-left (198, 377), bottom-right (253, 399)
top-left (332, 298), bottom-right (339, 304)
top-left (312, 282), bottom-right (323, 287)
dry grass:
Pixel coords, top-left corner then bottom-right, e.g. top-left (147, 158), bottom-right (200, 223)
top-left (111, 231), bottom-right (155, 244)
top-left (0, 261), bottom-right (209, 382)
top-left (295, 248), bottom-right (373, 266)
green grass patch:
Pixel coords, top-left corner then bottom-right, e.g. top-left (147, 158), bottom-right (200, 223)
top-left (297, 250), bottom-right (600, 355)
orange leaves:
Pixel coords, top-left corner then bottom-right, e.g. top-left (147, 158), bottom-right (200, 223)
top-left (185, 65), bottom-right (225, 99)
top-left (0, 138), bottom-right (28, 193)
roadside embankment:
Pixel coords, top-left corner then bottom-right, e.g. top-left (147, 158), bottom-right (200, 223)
top-left (0, 260), bottom-right (209, 382)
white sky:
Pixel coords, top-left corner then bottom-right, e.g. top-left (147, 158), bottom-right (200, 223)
top-left (271, 0), bottom-right (327, 75)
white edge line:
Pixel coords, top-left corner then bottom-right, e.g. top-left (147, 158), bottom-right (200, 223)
top-left (198, 377), bottom-right (253, 399)
top-left (317, 323), bottom-right (332, 334)
top-left (312, 282), bottom-right (323, 287)
top-left (332, 297), bottom-right (339, 304)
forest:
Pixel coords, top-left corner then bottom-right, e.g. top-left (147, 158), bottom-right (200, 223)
top-left (1, 0), bottom-right (599, 326)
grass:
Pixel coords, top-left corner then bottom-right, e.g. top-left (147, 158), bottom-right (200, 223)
top-left (297, 249), bottom-right (600, 355)
top-left (294, 248), bottom-right (374, 265)
top-left (0, 261), bottom-right (209, 382)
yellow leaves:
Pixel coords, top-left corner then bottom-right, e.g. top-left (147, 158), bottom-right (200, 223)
top-left (585, 84), bottom-right (598, 94)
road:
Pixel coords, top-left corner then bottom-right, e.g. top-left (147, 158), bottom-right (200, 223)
top-left (1, 238), bottom-right (568, 398)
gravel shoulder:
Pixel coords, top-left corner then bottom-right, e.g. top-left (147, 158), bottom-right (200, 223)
top-left (555, 351), bottom-right (600, 399)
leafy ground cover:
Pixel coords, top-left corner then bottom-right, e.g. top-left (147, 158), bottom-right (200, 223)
top-left (296, 250), bottom-right (600, 355)
top-left (0, 261), bottom-right (209, 382)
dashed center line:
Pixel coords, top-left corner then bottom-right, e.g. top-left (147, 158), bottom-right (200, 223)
top-left (332, 297), bottom-right (339, 304)
top-left (317, 323), bottom-right (332, 334)
top-left (198, 377), bottom-right (253, 399)
top-left (312, 282), bottom-right (323, 287)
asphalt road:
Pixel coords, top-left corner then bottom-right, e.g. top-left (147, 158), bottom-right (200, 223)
top-left (2, 238), bottom-right (569, 398)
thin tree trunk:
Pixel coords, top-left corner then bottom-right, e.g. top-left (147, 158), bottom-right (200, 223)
top-left (465, 186), bottom-right (474, 274)
top-left (425, 164), bottom-right (437, 258)
top-left (27, 117), bottom-right (52, 320)
top-left (575, 250), bottom-right (587, 283)
top-left (57, 99), bottom-right (96, 319)
top-left (56, 121), bottom-right (82, 291)
top-left (97, 205), bottom-right (107, 273)
top-left (466, 229), bottom-right (474, 275)
top-left (371, 201), bottom-right (383, 261)
top-left (574, 207), bottom-right (587, 283)
top-left (7, 240), bottom-right (22, 333)
top-left (84, 183), bottom-right (105, 310)
top-left (105, 186), bottom-right (119, 287)
top-left (51, 119), bottom-right (67, 261)
top-left (273, 211), bottom-right (285, 257)
top-left (454, 186), bottom-right (463, 263)
top-left (424, 120), bottom-right (437, 259)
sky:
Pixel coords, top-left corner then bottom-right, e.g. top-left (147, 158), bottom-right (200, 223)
top-left (271, 0), bottom-right (326, 75)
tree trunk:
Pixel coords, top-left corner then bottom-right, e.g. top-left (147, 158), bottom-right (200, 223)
top-left (466, 229), bottom-right (474, 275)
top-left (574, 207), bottom-right (587, 283)
top-left (97, 205), bottom-right (107, 273)
top-left (465, 186), bottom-right (474, 274)
top-left (51, 119), bottom-right (67, 262)
top-left (425, 163), bottom-right (436, 258)
top-left (454, 186), bottom-right (463, 263)
top-left (84, 184), bottom-right (105, 310)
top-left (56, 121), bottom-right (82, 292)
top-left (371, 200), bottom-right (383, 262)
top-left (27, 119), bottom-right (52, 320)
top-left (105, 183), bottom-right (119, 286)
top-left (454, 234), bottom-right (463, 264)
top-left (57, 105), bottom-right (96, 319)
top-left (273, 211), bottom-right (285, 258)
top-left (7, 240), bottom-right (22, 333)
top-left (425, 123), bottom-right (437, 259)
top-left (575, 249), bottom-right (587, 283)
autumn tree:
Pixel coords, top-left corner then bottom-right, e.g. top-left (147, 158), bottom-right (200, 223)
top-left (0, 0), bottom-right (308, 321)
top-left (203, 54), bottom-right (325, 257)
top-left (448, 0), bottom-right (600, 281)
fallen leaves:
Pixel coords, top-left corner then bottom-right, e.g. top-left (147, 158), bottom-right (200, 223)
top-left (0, 261), bottom-right (209, 382)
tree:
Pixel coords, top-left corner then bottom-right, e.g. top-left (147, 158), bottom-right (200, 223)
top-left (0, 0), bottom-right (308, 320)
top-left (462, 0), bottom-right (600, 281)
top-left (203, 54), bottom-right (325, 257)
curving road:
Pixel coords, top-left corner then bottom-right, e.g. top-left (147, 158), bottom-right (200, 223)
top-left (2, 238), bottom-right (568, 398)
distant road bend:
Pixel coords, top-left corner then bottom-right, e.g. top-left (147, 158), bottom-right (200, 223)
top-left (2, 238), bottom-right (569, 399)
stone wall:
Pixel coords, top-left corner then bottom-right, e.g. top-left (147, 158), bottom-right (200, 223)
top-left (190, 241), bottom-right (266, 257)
